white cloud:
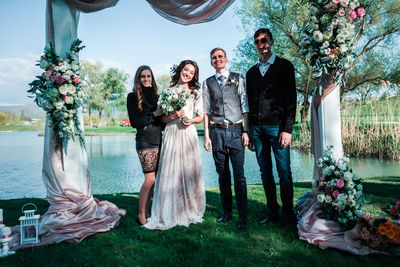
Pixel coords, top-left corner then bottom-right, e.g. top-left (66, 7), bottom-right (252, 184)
top-left (0, 54), bottom-right (42, 105)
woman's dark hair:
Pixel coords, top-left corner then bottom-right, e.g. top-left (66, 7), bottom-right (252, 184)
top-left (170, 60), bottom-right (200, 91)
top-left (133, 65), bottom-right (158, 111)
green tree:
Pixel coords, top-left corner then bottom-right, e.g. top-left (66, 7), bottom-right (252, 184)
top-left (156, 75), bottom-right (172, 91)
top-left (98, 68), bottom-right (129, 126)
top-left (232, 0), bottom-right (400, 122)
top-left (80, 60), bottom-right (104, 128)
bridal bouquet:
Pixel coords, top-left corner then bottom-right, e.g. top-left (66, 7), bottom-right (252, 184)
top-left (314, 146), bottom-right (364, 230)
top-left (300, 0), bottom-right (365, 93)
top-left (157, 85), bottom-right (193, 121)
top-left (28, 39), bottom-right (86, 150)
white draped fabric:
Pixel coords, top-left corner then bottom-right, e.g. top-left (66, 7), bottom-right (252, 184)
top-left (11, 0), bottom-right (125, 250)
top-left (145, 0), bottom-right (235, 25)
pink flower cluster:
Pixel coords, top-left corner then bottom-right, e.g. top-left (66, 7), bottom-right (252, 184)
top-left (349, 8), bottom-right (365, 20)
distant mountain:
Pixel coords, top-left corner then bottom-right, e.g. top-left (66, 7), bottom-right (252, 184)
top-left (0, 103), bottom-right (45, 119)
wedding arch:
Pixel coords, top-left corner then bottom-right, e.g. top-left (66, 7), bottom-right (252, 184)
top-left (12, 0), bottom-right (344, 250)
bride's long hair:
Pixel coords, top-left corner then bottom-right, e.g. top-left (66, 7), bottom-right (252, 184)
top-left (170, 60), bottom-right (200, 93)
top-left (133, 65), bottom-right (158, 111)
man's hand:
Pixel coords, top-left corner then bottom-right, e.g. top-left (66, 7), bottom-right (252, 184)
top-left (248, 141), bottom-right (255, 152)
top-left (279, 132), bottom-right (292, 149)
top-left (242, 132), bottom-right (249, 147)
top-left (204, 136), bottom-right (212, 152)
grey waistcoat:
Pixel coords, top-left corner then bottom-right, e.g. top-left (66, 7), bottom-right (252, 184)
top-left (206, 72), bottom-right (242, 124)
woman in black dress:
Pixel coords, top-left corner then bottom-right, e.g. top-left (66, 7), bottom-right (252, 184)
top-left (127, 65), bottom-right (163, 225)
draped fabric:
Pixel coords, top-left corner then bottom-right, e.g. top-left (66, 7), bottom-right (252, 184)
top-left (145, 0), bottom-right (236, 25)
top-left (311, 82), bottom-right (343, 184)
top-left (10, 0), bottom-right (125, 250)
top-left (64, 0), bottom-right (119, 13)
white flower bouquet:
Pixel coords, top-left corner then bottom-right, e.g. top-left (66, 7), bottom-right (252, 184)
top-left (300, 0), bottom-right (365, 94)
top-left (157, 85), bottom-right (193, 121)
top-left (313, 146), bottom-right (364, 230)
top-left (28, 39), bottom-right (86, 150)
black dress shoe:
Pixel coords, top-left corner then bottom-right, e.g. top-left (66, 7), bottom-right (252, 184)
top-left (282, 213), bottom-right (297, 229)
top-left (236, 222), bottom-right (247, 231)
top-left (217, 214), bottom-right (232, 223)
top-left (258, 214), bottom-right (280, 225)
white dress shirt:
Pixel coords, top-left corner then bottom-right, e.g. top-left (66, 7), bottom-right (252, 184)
top-left (258, 54), bottom-right (276, 76)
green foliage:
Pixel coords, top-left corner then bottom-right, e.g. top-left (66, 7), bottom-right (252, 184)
top-left (0, 110), bottom-right (19, 126)
top-left (80, 61), bottom-right (129, 127)
top-left (156, 74), bottom-right (172, 91)
top-left (0, 180), bottom-right (399, 266)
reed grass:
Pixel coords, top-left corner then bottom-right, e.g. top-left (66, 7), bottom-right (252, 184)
top-left (292, 96), bottom-right (400, 160)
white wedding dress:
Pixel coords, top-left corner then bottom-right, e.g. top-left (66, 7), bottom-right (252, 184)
top-left (144, 91), bottom-right (206, 230)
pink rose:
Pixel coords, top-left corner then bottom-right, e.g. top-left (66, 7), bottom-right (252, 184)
top-left (337, 179), bottom-right (345, 188)
top-left (44, 68), bottom-right (53, 77)
top-left (341, 0), bottom-right (348, 7)
top-left (396, 201), bottom-right (400, 206)
top-left (357, 8), bottom-right (365, 18)
top-left (392, 207), bottom-right (397, 213)
top-left (73, 76), bottom-right (80, 84)
top-left (51, 75), bottom-right (57, 82)
top-left (58, 62), bottom-right (64, 66)
top-left (332, 190), bottom-right (340, 199)
top-left (349, 11), bottom-right (357, 19)
top-left (55, 75), bottom-right (67, 84)
top-left (62, 95), bottom-right (67, 100)
top-left (338, 9), bottom-right (345, 16)
top-left (349, 2), bottom-right (356, 10)
top-left (332, 0), bottom-right (340, 4)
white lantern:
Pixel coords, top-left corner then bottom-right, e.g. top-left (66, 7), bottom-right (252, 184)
top-left (19, 203), bottom-right (40, 244)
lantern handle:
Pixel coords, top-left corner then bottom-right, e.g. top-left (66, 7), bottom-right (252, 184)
top-left (22, 203), bottom-right (37, 213)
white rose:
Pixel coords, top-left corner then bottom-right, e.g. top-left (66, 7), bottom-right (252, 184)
top-left (65, 96), bottom-right (74, 104)
top-left (340, 44), bottom-right (348, 53)
top-left (338, 162), bottom-right (347, 170)
top-left (64, 113), bottom-right (69, 118)
top-left (323, 31), bottom-right (333, 40)
top-left (336, 34), bottom-right (346, 43)
top-left (68, 85), bottom-right (76, 94)
top-left (55, 101), bottom-right (64, 110)
top-left (59, 86), bottom-right (68, 95)
top-left (313, 31), bottom-right (324, 43)
top-left (317, 194), bottom-right (325, 203)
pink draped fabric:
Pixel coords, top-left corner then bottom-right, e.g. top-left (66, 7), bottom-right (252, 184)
top-left (298, 195), bottom-right (400, 256)
top-left (10, 0), bottom-right (125, 251)
top-left (145, 0), bottom-right (236, 25)
top-left (64, 0), bottom-right (119, 13)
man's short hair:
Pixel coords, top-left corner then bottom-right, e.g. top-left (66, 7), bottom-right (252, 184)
top-left (210, 47), bottom-right (227, 59)
top-left (254, 28), bottom-right (273, 40)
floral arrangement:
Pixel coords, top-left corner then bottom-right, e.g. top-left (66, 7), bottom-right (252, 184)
top-left (300, 0), bottom-right (365, 94)
top-left (314, 146), bottom-right (364, 229)
top-left (384, 201), bottom-right (400, 220)
top-left (28, 39), bottom-right (86, 150)
top-left (157, 85), bottom-right (194, 122)
top-left (356, 217), bottom-right (400, 250)
top-left (227, 77), bottom-right (239, 87)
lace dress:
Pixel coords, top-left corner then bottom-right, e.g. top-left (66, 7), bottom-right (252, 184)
top-left (144, 90), bottom-right (206, 230)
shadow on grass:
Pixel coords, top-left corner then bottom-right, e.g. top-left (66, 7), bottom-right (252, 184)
top-left (0, 185), bottom-right (399, 266)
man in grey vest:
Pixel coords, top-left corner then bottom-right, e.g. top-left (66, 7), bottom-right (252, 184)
top-left (203, 47), bottom-right (249, 231)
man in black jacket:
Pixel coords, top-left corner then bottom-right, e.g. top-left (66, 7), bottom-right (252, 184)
top-left (246, 28), bottom-right (297, 229)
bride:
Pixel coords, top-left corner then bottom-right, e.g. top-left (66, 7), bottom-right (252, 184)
top-left (143, 60), bottom-right (206, 230)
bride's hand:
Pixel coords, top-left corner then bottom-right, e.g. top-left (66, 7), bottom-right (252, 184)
top-left (177, 109), bottom-right (185, 118)
top-left (181, 119), bottom-right (193, 126)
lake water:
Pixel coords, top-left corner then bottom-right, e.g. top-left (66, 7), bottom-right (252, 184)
top-left (0, 131), bottom-right (399, 199)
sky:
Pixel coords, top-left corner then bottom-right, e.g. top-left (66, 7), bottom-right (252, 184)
top-left (0, 0), bottom-right (247, 105)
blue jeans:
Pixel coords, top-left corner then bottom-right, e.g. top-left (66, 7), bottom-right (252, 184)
top-left (250, 125), bottom-right (293, 215)
top-left (210, 125), bottom-right (247, 223)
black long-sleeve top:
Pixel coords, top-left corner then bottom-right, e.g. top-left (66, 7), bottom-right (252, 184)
top-left (246, 56), bottom-right (297, 133)
top-left (127, 87), bottom-right (162, 145)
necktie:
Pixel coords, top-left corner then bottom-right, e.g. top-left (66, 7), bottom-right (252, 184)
top-left (217, 75), bottom-right (226, 87)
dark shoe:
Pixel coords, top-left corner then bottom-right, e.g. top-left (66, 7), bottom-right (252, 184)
top-left (258, 214), bottom-right (280, 225)
top-left (236, 222), bottom-right (247, 231)
top-left (282, 213), bottom-right (297, 229)
top-left (217, 214), bottom-right (232, 223)
top-left (136, 217), bottom-right (145, 226)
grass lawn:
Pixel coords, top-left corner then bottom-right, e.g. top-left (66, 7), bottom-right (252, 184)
top-left (0, 177), bottom-right (399, 266)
